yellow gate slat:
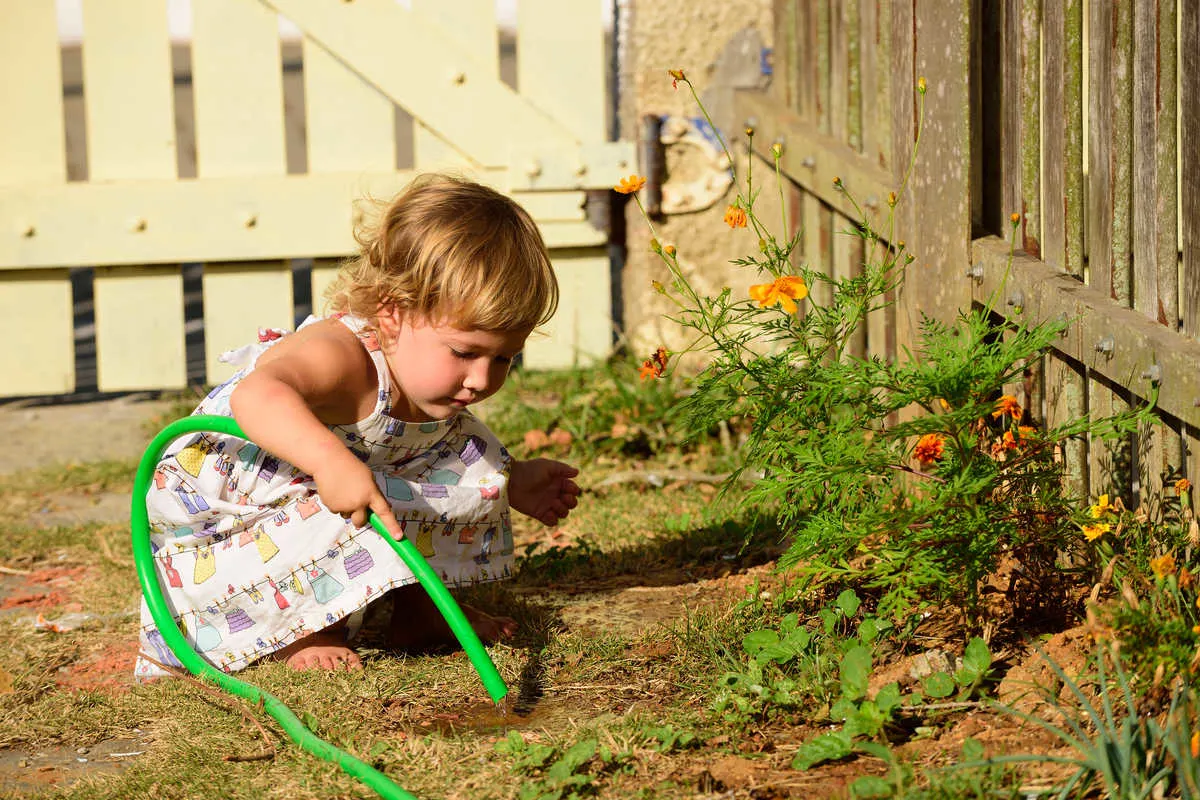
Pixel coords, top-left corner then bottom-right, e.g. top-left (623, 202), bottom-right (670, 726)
top-left (0, 1), bottom-right (72, 396)
top-left (514, 0), bottom-right (610, 368)
top-left (192, 0), bottom-right (293, 383)
top-left (303, 30), bottom-right (396, 316)
top-left (522, 248), bottom-right (611, 369)
top-left (82, 0), bottom-right (185, 391)
top-left (517, 0), bottom-right (605, 142)
top-left (412, 0), bottom-right (496, 169)
top-left (259, 0), bottom-right (579, 167)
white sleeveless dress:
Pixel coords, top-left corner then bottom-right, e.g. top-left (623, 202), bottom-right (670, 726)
top-left (135, 314), bottom-right (514, 679)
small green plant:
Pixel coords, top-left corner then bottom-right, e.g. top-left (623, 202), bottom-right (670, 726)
top-left (981, 645), bottom-right (1178, 799)
top-left (493, 731), bottom-right (634, 800)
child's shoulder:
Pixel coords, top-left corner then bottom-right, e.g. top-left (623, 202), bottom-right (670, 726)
top-left (256, 317), bottom-right (375, 382)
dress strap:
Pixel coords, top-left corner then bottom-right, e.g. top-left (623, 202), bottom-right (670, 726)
top-left (331, 314), bottom-right (392, 417)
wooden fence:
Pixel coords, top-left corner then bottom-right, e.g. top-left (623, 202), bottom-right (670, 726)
top-left (0, 0), bottom-right (632, 398)
top-left (740, 0), bottom-right (1199, 506)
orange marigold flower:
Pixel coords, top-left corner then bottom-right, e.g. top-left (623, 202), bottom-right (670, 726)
top-left (749, 276), bottom-right (808, 314)
top-left (1177, 478), bottom-right (1192, 493)
top-left (668, 68), bottom-right (686, 89)
top-left (1082, 522), bottom-right (1110, 542)
top-left (992, 395), bottom-right (1022, 420)
top-left (724, 204), bottom-right (748, 228)
top-left (614, 175), bottom-right (646, 194)
top-left (913, 433), bottom-right (945, 464)
top-left (1150, 553), bottom-right (1178, 579)
top-left (1000, 430), bottom-right (1019, 451)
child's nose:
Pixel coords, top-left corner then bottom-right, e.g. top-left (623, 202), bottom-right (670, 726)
top-left (463, 361), bottom-right (492, 393)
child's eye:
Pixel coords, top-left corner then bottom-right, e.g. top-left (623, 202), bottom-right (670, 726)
top-left (450, 348), bottom-right (474, 359)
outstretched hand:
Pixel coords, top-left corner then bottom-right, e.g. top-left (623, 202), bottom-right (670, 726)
top-left (509, 458), bottom-right (580, 526)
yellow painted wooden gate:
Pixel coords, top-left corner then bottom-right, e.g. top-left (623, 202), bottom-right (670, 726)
top-left (0, 0), bottom-right (632, 397)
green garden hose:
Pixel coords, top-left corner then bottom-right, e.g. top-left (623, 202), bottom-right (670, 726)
top-left (132, 415), bottom-right (509, 799)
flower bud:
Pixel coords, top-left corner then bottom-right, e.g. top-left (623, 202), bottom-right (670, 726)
top-left (663, 244), bottom-right (677, 257)
top-left (832, 176), bottom-right (844, 190)
top-left (745, 126), bottom-right (755, 138)
top-left (917, 76), bottom-right (927, 94)
top-left (887, 191), bottom-right (898, 208)
top-left (759, 238), bottom-right (768, 253)
top-left (1010, 212), bottom-right (1021, 226)
top-left (771, 141), bottom-right (783, 158)
top-left (651, 279), bottom-right (665, 294)
top-left (649, 238), bottom-right (662, 254)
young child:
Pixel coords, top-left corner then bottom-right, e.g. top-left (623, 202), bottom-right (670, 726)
top-left (135, 175), bottom-right (580, 677)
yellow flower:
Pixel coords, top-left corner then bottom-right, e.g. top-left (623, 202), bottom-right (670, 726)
top-left (749, 276), bottom-right (809, 314)
top-left (1082, 522), bottom-right (1110, 542)
top-left (1177, 478), bottom-right (1192, 493)
top-left (663, 244), bottom-right (677, 257)
top-left (1150, 553), bottom-right (1177, 579)
top-left (724, 204), bottom-right (748, 229)
top-left (917, 76), bottom-right (927, 94)
top-left (1180, 566), bottom-right (1194, 589)
top-left (991, 395), bottom-right (1022, 420)
top-left (1090, 494), bottom-right (1112, 519)
top-left (614, 175), bottom-right (646, 194)
top-left (913, 433), bottom-right (946, 464)
top-left (1010, 212), bottom-right (1021, 226)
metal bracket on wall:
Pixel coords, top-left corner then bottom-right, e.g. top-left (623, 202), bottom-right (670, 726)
top-left (654, 115), bottom-right (734, 215)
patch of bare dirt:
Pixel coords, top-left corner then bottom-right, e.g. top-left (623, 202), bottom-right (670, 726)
top-left (0, 393), bottom-right (174, 476)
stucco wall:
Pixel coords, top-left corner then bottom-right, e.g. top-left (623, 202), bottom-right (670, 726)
top-left (618, 0), bottom-right (778, 362)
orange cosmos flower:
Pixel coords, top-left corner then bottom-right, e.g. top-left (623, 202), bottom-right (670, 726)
top-left (724, 204), bottom-right (748, 228)
top-left (992, 395), bottom-right (1022, 420)
top-left (1192, 731), bottom-right (1199, 759)
top-left (913, 433), bottom-right (945, 464)
top-left (614, 175), bottom-right (646, 194)
top-left (749, 276), bottom-right (809, 314)
top-left (639, 346), bottom-right (669, 380)
top-left (1177, 478), bottom-right (1192, 493)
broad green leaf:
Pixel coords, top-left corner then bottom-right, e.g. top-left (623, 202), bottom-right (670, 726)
top-left (840, 645), bottom-right (872, 700)
top-left (836, 589), bottom-right (862, 617)
top-left (858, 617), bottom-right (881, 644)
top-left (955, 637), bottom-right (992, 686)
top-left (792, 731), bottom-right (853, 770)
top-left (924, 671), bottom-right (955, 698)
top-left (849, 775), bottom-right (893, 799)
top-left (742, 628), bottom-right (780, 655)
top-left (961, 737), bottom-right (985, 761)
top-left (874, 682), bottom-right (902, 714)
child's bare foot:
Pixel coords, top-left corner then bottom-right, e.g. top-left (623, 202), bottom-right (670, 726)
top-left (273, 626), bottom-right (362, 671)
top-left (384, 584), bottom-right (517, 652)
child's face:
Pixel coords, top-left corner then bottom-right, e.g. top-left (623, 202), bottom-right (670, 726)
top-left (381, 312), bottom-right (530, 422)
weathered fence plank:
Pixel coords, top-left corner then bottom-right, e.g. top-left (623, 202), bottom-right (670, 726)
top-left (1019, 0), bottom-right (1041, 257)
top-left (1185, 1), bottom-right (1200, 342)
top-left (0, 2), bottom-right (73, 396)
top-left (82, 0), bottom-right (186, 391)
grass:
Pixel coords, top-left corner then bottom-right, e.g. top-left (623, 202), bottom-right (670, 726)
top-left (0, 361), bottom-right (1138, 799)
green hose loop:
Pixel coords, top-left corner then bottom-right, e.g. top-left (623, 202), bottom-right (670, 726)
top-left (132, 415), bottom-right (510, 799)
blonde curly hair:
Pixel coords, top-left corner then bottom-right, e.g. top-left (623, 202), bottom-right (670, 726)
top-left (326, 174), bottom-right (557, 332)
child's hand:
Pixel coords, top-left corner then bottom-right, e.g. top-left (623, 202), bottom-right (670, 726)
top-left (313, 452), bottom-right (402, 537)
top-left (509, 458), bottom-right (580, 526)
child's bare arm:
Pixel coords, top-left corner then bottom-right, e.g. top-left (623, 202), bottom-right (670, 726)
top-left (229, 323), bottom-right (402, 535)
